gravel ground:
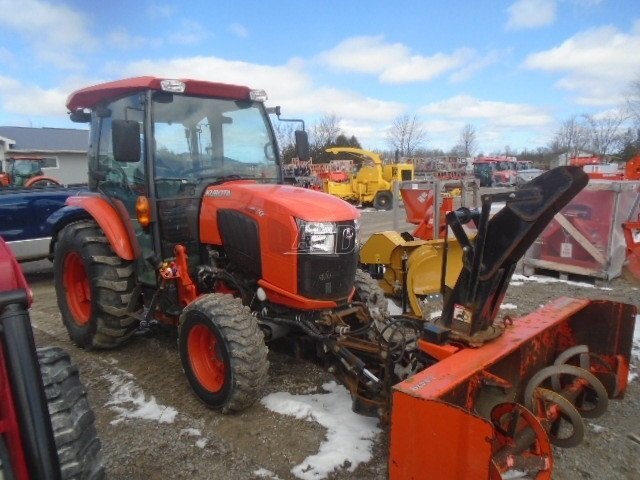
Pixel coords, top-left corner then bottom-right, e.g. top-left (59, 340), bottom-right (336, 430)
top-left (21, 207), bottom-right (640, 480)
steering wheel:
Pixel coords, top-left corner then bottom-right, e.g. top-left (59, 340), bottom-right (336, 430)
top-left (102, 162), bottom-right (137, 196)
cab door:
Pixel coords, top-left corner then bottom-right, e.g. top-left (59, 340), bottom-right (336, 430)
top-left (93, 94), bottom-right (156, 285)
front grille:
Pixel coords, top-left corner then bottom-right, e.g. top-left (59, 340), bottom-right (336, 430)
top-left (298, 249), bottom-right (358, 301)
top-left (296, 219), bottom-right (358, 300)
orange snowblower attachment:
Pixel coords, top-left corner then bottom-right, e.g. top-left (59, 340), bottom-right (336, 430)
top-left (388, 166), bottom-right (637, 479)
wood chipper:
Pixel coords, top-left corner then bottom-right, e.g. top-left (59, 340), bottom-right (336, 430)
top-left (323, 147), bottom-right (413, 210)
top-left (360, 166), bottom-right (636, 478)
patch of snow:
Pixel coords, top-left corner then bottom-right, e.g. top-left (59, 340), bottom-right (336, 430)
top-left (103, 372), bottom-right (178, 425)
top-left (261, 381), bottom-right (381, 480)
top-left (500, 303), bottom-right (518, 310)
top-left (509, 281), bottom-right (524, 286)
top-left (387, 299), bottom-right (404, 315)
top-left (195, 438), bottom-right (208, 449)
top-left (589, 422), bottom-right (606, 433)
top-left (628, 315), bottom-right (640, 382)
top-left (511, 273), bottom-right (612, 290)
top-left (632, 315), bottom-right (640, 361)
top-left (180, 428), bottom-right (201, 437)
top-left (502, 470), bottom-right (530, 479)
top-left (253, 468), bottom-right (282, 479)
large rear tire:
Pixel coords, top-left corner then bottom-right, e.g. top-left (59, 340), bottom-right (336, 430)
top-left (38, 347), bottom-right (105, 479)
top-left (178, 294), bottom-right (269, 413)
top-left (54, 220), bottom-right (138, 349)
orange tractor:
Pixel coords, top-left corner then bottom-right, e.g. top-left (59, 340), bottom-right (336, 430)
top-left (53, 77), bottom-right (635, 479)
top-left (0, 156), bottom-right (60, 188)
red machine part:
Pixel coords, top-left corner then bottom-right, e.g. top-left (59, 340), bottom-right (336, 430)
top-left (0, 238), bottom-right (31, 479)
top-left (540, 190), bottom-right (615, 270)
top-left (400, 188), bottom-right (454, 240)
top-left (0, 341), bottom-right (30, 480)
top-left (625, 156), bottom-right (640, 180)
top-left (622, 216), bottom-right (640, 280)
top-left (389, 297), bottom-right (636, 479)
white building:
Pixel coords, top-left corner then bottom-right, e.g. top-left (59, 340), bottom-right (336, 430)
top-left (0, 126), bottom-right (89, 185)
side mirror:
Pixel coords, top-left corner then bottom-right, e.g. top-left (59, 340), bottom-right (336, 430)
top-left (295, 130), bottom-right (310, 162)
top-left (69, 110), bottom-right (91, 123)
top-left (112, 120), bottom-right (141, 163)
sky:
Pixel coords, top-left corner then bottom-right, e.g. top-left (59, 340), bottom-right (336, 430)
top-left (0, 0), bottom-right (639, 154)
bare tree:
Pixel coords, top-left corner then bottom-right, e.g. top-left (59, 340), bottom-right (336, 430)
top-left (457, 124), bottom-right (478, 158)
top-left (584, 112), bottom-right (627, 158)
top-left (272, 122), bottom-right (296, 159)
top-left (626, 73), bottom-right (640, 126)
top-left (386, 114), bottom-right (428, 156)
top-left (311, 114), bottom-right (342, 151)
top-left (550, 115), bottom-right (591, 157)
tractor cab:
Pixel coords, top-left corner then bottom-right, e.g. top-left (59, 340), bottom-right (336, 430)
top-left (69, 77), bottom-right (304, 284)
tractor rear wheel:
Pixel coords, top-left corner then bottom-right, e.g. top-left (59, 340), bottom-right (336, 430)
top-left (54, 220), bottom-right (138, 349)
top-left (178, 294), bottom-right (268, 413)
top-left (373, 191), bottom-right (393, 210)
top-left (38, 346), bottom-right (105, 479)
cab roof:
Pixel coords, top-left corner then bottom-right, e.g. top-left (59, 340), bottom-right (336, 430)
top-left (66, 76), bottom-right (252, 112)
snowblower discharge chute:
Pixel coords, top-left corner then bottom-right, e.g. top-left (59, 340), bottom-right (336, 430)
top-left (387, 166), bottom-right (636, 479)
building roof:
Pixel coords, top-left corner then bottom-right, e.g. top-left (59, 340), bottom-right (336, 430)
top-left (0, 126), bottom-right (88, 152)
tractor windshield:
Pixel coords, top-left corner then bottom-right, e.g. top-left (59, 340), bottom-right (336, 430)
top-left (151, 94), bottom-right (278, 190)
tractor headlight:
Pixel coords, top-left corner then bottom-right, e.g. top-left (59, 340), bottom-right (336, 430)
top-left (296, 219), bottom-right (337, 254)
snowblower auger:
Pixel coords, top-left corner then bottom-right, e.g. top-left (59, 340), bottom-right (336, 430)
top-left (389, 166), bottom-right (637, 480)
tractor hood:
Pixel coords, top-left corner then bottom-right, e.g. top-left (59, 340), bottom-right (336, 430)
top-left (203, 181), bottom-right (359, 222)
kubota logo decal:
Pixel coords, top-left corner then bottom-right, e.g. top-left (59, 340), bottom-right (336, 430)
top-left (205, 189), bottom-right (231, 198)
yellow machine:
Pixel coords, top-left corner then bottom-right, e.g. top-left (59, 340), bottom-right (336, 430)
top-left (323, 147), bottom-right (414, 210)
top-left (359, 231), bottom-right (465, 318)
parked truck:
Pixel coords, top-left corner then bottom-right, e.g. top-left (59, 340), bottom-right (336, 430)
top-left (0, 185), bottom-right (86, 262)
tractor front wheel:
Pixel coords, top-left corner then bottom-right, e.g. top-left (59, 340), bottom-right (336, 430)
top-left (354, 268), bottom-right (389, 319)
top-left (54, 220), bottom-right (138, 349)
top-left (178, 294), bottom-right (268, 413)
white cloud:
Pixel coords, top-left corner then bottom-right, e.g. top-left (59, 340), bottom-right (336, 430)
top-left (523, 24), bottom-right (640, 106)
top-left (450, 49), bottom-right (510, 83)
top-left (0, 0), bottom-right (95, 69)
top-left (0, 76), bottom-right (70, 117)
top-left (506, 0), bottom-right (557, 30)
top-left (420, 95), bottom-right (552, 127)
top-left (318, 36), bottom-right (472, 83)
top-left (229, 23), bottom-right (249, 38)
top-left (119, 56), bottom-right (404, 124)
